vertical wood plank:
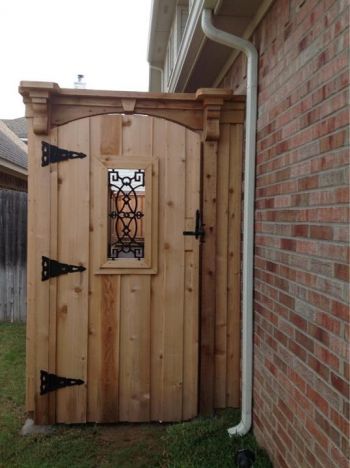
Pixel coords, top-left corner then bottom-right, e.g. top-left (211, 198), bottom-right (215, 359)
top-left (122, 115), bottom-right (153, 156)
top-left (28, 125), bottom-right (51, 423)
top-left (48, 127), bottom-right (58, 423)
top-left (55, 119), bottom-right (90, 423)
top-left (160, 122), bottom-right (186, 421)
top-left (214, 124), bottom-right (230, 408)
top-left (182, 128), bottom-right (200, 420)
top-left (99, 275), bottom-right (120, 421)
top-left (199, 140), bottom-right (218, 415)
top-left (26, 119), bottom-right (50, 417)
top-left (118, 115), bottom-right (153, 421)
top-left (119, 275), bottom-right (151, 421)
top-left (87, 116), bottom-right (103, 421)
top-left (226, 124), bottom-right (243, 407)
top-left (88, 115), bottom-right (123, 422)
top-left (150, 117), bottom-right (167, 421)
top-left (100, 115), bottom-right (122, 155)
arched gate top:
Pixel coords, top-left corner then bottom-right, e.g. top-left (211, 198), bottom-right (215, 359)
top-left (19, 81), bottom-right (245, 141)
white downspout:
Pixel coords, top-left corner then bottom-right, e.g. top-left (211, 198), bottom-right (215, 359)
top-left (201, 9), bottom-right (258, 437)
top-left (150, 65), bottom-right (164, 91)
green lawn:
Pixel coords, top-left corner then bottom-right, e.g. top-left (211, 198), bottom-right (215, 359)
top-left (0, 323), bottom-right (272, 467)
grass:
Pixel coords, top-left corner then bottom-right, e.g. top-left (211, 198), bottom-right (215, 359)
top-left (0, 323), bottom-right (272, 467)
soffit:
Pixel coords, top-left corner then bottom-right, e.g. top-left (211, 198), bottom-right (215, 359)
top-left (176, 0), bottom-right (263, 91)
top-left (148, 0), bottom-right (264, 89)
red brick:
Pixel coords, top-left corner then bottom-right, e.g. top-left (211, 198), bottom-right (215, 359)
top-left (279, 292), bottom-right (295, 309)
top-left (298, 174), bottom-right (319, 190)
top-left (331, 372), bottom-right (350, 398)
top-left (332, 300), bottom-right (350, 322)
top-left (330, 444), bottom-right (350, 468)
top-left (315, 311), bottom-right (341, 335)
top-left (307, 354), bottom-right (330, 381)
top-left (288, 339), bottom-right (307, 361)
top-left (295, 330), bottom-right (315, 352)
top-left (314, 343), bottom-right (340, 371)
top-left (308, 323), bottom-right (330, 346)
top-left (308, 290), bottom-right (331, 310)
top-left (315, 411), bottom-right (341, 446)
top-left (334, 263), bottom-right (350, 282)
top-left (330, 409), bottom-right (350, 438)
top-left (320, 129), bottom-right (348, 152)
top-left (309, 225), bottom-right (333, 240)
top-left (289, 311), bottom-right (307, 331)
top-left (293, 224), bottom-right (308, 237)
top-left (306, 385), bottom-right (329, 417)
top-left (305, 416), bottom-right (329, 451)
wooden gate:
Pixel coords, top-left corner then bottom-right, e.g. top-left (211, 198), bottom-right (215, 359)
top-left (20, 82), bottom-right (244, 424)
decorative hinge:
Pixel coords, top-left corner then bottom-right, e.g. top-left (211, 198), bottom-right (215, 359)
top-left (42, 256), bottom-right (86, 281)
top-left (41, 141), bottom-right (86, 167)
top-left (40, 370), bottom-right (84, 395)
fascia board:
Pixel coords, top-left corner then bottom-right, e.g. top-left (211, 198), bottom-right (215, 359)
top-left (147, 0), bottom-right (160, 63)
top-left (0, 158), bottom-right (28, 178)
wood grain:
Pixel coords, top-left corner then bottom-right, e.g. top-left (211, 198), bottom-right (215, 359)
top-left (226, 124), bottom-right (243, 407)
top-left (55, 119), bottom-right (90, 423)
top-left (25, 95), bottom-right (244, 423)
top-left (199, 140), bottom-right (218, 415)
top-left (214, 124), bottom-right (230, 408)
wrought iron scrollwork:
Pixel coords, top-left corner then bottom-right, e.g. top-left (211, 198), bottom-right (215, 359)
top-left (108, 169), bottom-right (145, 259)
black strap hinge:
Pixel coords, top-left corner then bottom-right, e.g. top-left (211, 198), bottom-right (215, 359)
top-left (41, 141), bottom-right (87, 167)
top-left (42, 256), bottom-right (86, 281)
top-left (40, 370), bottom-right (84, 395)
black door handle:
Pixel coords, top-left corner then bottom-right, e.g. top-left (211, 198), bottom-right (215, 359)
top-left (183, 209), bottom-right (205, 241)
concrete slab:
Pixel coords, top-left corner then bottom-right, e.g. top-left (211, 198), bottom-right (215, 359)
top-left (20, 418), bottom-right (55, 436)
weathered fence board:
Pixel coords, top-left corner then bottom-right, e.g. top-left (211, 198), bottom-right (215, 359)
top-left (0, 188), bottom-right (27, 321)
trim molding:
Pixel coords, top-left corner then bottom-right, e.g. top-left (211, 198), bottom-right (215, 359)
top-left (168, 0), bottom-right (205, 91)
top-left (168, 0), bottom-right (218, 92)
top-left (0, 158), bottom-right (28, 178)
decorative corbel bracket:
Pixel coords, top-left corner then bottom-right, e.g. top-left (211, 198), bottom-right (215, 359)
top-left (121, 98), bottom-right (136, 114)
top-left (196, 88), bottom-right (232, 142)
top-left (19, 82), bottom-right (60, 135)
top-left (31, 94), bottom-right (50, 135)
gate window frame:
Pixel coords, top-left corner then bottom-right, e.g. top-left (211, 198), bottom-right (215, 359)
top-left (95, 156), bottom-right (159, 275)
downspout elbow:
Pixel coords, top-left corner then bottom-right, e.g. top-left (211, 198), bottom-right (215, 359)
top-left (201, 10), bottom-right (258, 89)
top-left (227, 413), bottom-right (252, 437)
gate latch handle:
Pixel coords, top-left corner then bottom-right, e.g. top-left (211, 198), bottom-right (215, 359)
top-left (183, 209), bottom-right (205, 242)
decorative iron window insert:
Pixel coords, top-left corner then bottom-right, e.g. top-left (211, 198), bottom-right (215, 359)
top-left (108, 168), bottom-right (146, 260)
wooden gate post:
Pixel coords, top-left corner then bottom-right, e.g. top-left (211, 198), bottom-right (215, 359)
top-left (199, 95), bottom-right (224, 415)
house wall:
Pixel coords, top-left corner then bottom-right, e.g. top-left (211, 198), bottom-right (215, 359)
top-left (221, 0), bottom-right (349, 466)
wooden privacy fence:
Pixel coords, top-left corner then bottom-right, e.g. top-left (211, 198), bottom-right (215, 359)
top-left (0, 189), bottom-right (27, 321)
top-left (20, 82), bottom-right (245, 424)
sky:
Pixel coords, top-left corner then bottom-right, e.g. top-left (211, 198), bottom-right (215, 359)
top-left (0, 0), bottom-right (152, 118)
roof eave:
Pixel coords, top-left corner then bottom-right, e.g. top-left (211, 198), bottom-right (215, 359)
top-left (0, 158), bottom-right (27, 178)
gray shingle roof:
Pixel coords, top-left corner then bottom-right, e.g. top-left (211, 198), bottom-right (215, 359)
top-left (2, 117), bottom-right (27, 139)
top-left (0, 120), bottom-right (27, 169)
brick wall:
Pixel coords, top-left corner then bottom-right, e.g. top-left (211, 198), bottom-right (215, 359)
top-left (222, 0), bottom-right (349, 466)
